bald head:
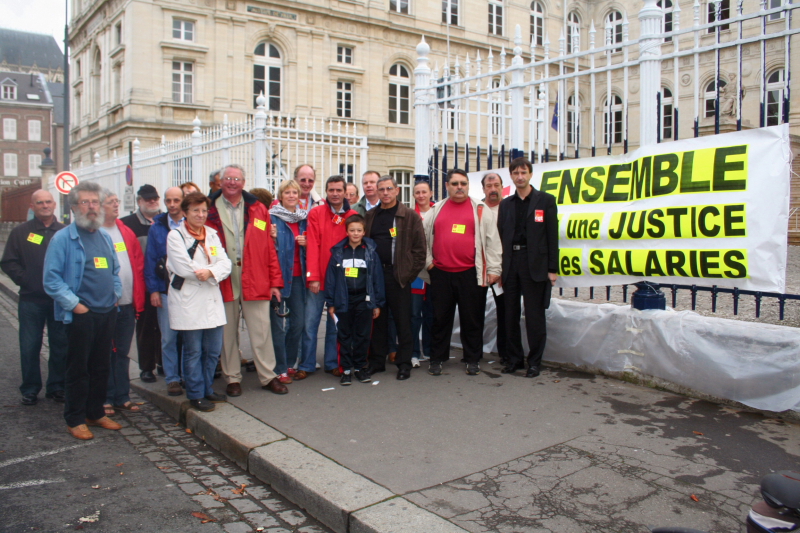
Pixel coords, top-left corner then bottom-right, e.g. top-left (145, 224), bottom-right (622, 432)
top-left (30, 189), bottom-right (57, 224)
top-left (164, 186), bottom-right (184, 220)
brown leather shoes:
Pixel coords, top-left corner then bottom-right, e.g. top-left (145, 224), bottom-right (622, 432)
top-left (67, 424), bottom-right (94, 440)
top-left (330, 368), bottom-right (343, 377)
top-left (293, 370), bottom-right (309, 380)
top-left (226, 382), bottom-right (242, 397)
top-left (262, 377), bottom-right (288, 395)
top-left (86, 416), bottom-right (122, 430)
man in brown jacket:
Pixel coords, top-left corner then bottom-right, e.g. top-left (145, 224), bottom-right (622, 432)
top-left (364, 175), bottom-right (426, 380)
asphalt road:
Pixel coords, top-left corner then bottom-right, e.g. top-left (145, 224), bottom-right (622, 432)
top-left (0, 289), bottom-right (330, 533)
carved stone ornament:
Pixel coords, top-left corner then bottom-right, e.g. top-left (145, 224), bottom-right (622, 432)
top-left (226, 0), bottom-right (236, 10)
top-left (680, 73), bottom-right (691, 86)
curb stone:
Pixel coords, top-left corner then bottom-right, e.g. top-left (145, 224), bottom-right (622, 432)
top-left (131, 380), bottom-right (468, 533)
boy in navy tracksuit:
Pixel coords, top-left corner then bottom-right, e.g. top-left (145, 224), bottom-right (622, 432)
top-left (324, 215), bottom-right (385, 385)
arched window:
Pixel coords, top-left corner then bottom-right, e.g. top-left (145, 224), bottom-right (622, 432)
top-left (766, 69), bottom-right (786, 126)
top-left (530, 2), bottom-right (544, 47)
top-left (605, 10), bottom-right (623, 53)
top-left (388, 64), bottom-right (410, 124)
top-left (661, 87), bottom-right (674, 141)
top-left (603, 94), bottom-right (623, 145)
top-left (704, 79), bottom-right (726, 118)
top-left (254, 42), bottom-right (281, 110)
top-left (567, 94), bottom-right (580, 145)
top-left (567, 12), bottom-right (580, 53)
top-left (92, 48), bottom-right (102, 117)
top-left (658, 0), bottom-right (673, 42)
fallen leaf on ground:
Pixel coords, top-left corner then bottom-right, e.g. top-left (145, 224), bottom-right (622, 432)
top-left (186, 428), bottom-right (192, 434)
top-left (553, 380), bottom-right (561, 383)
top-left (690, 494), bottom-right (699, 502)
top-left (693, 431), bottom-right (704, 436)
top-left (232, 484), bottom-right (247, 495)
top-left (191, 511), bottom-right (217, 523)
top-left (115, 463), bottom-right (124, 467)
top-left (157, 466), bottom-right (168, 470)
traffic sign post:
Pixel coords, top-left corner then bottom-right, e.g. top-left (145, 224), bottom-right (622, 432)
top-left (54, 171), bottom-right (79, 195)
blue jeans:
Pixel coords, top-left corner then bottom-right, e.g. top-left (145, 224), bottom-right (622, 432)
top-left (271, 277), bottom-right (306, 375)
top-left (106, 304), bottom-right (136, 406)
top-left (411, 288), bottom-right (433, 359)
top-left (157, 295), bottom-right (182, 384)
top-left (18, 299), bottom-right (68, 397)
top-left (182, 326), bottom-right (223, 400)
top-left (301, 289), bottom-right (338, 372)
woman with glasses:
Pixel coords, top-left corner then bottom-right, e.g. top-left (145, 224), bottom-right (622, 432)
top-left (166, 192), bottom-right (231, 412)
top-left (268, 179), bottom-right (308, 383)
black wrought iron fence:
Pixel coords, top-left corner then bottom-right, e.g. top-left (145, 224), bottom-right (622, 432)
top-left (558, 284), bottom-right (800, 321)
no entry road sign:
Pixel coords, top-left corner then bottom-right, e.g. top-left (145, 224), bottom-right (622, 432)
top-left (55, 172), bottom-right (79, 195)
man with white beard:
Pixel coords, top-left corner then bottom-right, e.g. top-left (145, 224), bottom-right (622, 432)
top-left (121, 184), bottom-right (163, 383)
top-left (44, 182), bottom-right (123, 440)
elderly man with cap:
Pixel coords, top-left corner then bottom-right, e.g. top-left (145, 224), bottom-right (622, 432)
top-left (1, 190), bottom-right (68, 406)
top-left (121, 184), bottom-right (163, 383)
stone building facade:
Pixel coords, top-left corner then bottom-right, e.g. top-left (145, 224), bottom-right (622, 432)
top-left (67, 0), bottom-right (796, 195)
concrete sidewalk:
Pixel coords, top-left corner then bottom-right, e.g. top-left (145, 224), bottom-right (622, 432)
top-left (1, 267), bottom-right (797, 533)
top-left (132, 357), bottom-right (800, 533)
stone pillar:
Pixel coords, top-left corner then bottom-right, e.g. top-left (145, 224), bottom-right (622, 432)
top-left (638, 0), bottom-right (664, 147)
top-left (414, 37), bottom-right (432, 181)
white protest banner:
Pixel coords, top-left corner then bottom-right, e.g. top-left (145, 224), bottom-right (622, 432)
top-left (467, 124), bottom-right (790, 292)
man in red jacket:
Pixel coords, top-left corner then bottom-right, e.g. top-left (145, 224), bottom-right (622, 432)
top-left (206, 164), bottom-right (286, 396)
top-left (303, 175), bottom-right (357, 375)
top-left (101, 190), bottom-right (145, 414)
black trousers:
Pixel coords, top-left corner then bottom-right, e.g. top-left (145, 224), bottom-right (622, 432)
top-left (136, 293), bottom-right (162, 372)
top-left (492, 290), bottom-right (509, 364)
top-left (369, 265), bottom-right (412, 371)
top-left (336, 295), bottom-right (372, 371)
top-left (64, 309), bottom-right (116, 427)
top-left (504, 251), bottom-right (549, 369)
top-left (429, 267), bottom-right (487, 365)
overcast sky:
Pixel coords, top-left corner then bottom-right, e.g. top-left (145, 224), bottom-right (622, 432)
top-left (1, 0), bottom-right (70, 53)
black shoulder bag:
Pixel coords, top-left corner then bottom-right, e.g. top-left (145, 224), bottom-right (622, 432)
top-left (170, 238), bottom-right (201, 291)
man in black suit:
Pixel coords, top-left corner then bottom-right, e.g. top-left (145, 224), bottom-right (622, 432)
top-left (497, 157), bottom-right (559, 378)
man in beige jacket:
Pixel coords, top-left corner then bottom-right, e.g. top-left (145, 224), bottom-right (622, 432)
top-left (421, 169), bottom-right (502, 377)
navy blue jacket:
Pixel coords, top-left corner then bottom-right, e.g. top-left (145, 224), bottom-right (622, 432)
top-left (144, 212), bottom-right (174, 294)
top-left (273, 216), bottom-right (307, 299)
top-left (324, 237), bottom-right (385, 313)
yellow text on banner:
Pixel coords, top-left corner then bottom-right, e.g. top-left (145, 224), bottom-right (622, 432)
top-left (607, 204), bottom-right (746, 240)
top-left (540, 145), bottom-right (748, 206)
top-left (588, 248), bottom-right (748, 279)
top-left (558, 248), bottom-right (584, 276)
top-left (564, 213), bottom-right (604, 240)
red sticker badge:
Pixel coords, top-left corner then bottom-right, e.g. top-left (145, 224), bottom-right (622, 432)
top-left (535, 210), bottom-right (544, 223)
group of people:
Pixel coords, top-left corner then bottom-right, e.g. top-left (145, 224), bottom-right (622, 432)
top-left (1, 156), bottom-right (558, 440)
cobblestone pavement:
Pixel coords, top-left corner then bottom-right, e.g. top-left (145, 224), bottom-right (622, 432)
top-left (115, 396), bottom-right (331, 533)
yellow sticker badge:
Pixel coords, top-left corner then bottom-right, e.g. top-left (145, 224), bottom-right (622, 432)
top-left (27, 233), bottom-right (43, 245)
top-left (94, 257), bottom-right (109, 269)
top-left (345, 267), bottom-right (359, 278)
top-left (254, 219), bottom-right (267, 231)
top-left (209, 246), bottom-right (218, 256)
top-left (452, 224), bottom-right (466, 234)
top-left (114, 242), bottom-right (127, 253)
top-left (389, 227), bottom-right (397, 238)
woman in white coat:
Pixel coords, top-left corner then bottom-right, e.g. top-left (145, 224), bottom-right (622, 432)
top-left (167, 192), bottom-right (231, 412)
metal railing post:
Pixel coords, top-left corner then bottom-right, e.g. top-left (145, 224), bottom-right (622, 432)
top-left (510, 25), bottom-right (525, 160)
top-left (638, 0), bottom-right (663, 147)
top-left (191, 116), bottom-right (203, 186)
top-left (254, 94), bottom-right (268, 190)
top-left (414, 36), bottom-right (432, 181)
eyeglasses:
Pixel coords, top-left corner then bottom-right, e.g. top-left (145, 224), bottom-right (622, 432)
top-left (377, 187), bottom-right (395, 193)
top-left (79, 200), bottom-right (101, 207)
top-left (223, 177), bottom-right (244, 183)
top-left (449, 181), bottom-right (469, 187)
top-left (105, 199), bottom-right (120, 205)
